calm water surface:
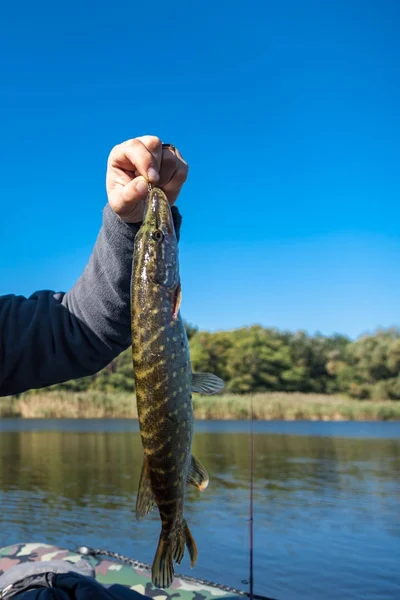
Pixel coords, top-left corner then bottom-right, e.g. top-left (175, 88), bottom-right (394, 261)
top-left (0, 419), bottom-right (399, 600)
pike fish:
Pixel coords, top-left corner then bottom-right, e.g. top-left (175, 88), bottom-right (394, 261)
top-left (131, 186), bottom-right (224, 589)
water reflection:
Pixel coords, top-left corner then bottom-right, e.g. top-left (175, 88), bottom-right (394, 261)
top-left (1, 430), bottom-right (399, 497)
top-left (0, 426), bottom-right (399, 600)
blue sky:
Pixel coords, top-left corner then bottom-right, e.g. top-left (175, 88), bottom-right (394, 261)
top-left (0, 0), bottom-right (398, 339)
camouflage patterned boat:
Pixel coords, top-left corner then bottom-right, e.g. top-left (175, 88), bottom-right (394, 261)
top-left (0, 543), bottom-right (269, 600)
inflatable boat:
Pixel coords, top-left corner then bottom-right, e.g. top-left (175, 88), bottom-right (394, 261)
top-left (0, 543), bottom-right (275, 600)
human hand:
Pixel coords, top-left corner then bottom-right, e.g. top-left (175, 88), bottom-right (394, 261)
top-left (106, 135), bottom-right (189, 223)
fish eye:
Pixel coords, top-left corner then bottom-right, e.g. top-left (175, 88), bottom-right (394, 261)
top-left (152, 229), bottom-right (164, 242)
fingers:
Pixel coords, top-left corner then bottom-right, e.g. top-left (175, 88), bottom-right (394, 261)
top-left (138, 135), bottom-right (163, 182)
top-left (109, 135), bottom-right (163, 184)
top-left (106, 135), bottom-right (188, 223)
top-left (159, 146), bottom-right (189, 204)
top-left (121, 175), bottom-right (148, 207)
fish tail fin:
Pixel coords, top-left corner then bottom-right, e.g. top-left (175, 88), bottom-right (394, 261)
top-left (172, 530), bottom-right (185, 565)
top-left (152, 533), bottom-right (174, 589)
top-left (183, 519), bottom-right (198, 568)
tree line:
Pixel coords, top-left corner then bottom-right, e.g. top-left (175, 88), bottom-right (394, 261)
top-left (43, 324), bottom-right (400, 400)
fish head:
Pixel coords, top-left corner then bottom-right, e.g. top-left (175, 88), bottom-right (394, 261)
top-left (136, 186), bottom-right (179, 288)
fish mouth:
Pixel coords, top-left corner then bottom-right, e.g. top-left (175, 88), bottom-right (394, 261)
top-left (143, 186), bottom-right (176, 237)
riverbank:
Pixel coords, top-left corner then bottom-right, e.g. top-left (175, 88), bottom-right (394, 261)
top-left (1, 391), bottom-right (399, 420)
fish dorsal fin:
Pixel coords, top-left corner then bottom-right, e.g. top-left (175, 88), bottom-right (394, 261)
top-left (187, 454), bottom-right (209, 491)
top-left (135, 456), bottom-right (156, 521)
top-left (191, 372), bottom-right (224, 395)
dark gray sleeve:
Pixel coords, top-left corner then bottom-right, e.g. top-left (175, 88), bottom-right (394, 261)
top-left (0, 204), bottom-right (181, 397)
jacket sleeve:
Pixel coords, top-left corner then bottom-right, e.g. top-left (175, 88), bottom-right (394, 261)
top-left (0, 204), bottom-right (181, 397)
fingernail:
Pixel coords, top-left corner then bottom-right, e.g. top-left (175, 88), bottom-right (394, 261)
top-left (136, 179), bottom-right (148, 194)
top-left (147, 167), bottom-right (159, 183)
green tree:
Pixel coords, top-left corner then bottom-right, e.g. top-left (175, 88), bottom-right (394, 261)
top-left (184, 320), bottom-right (198, 341)
top-left (286, 331), bottom-right (351, 393)
top-left (328, 328), bottom-right (400, 399)
top-left (189, 330), bottom-right (232, 383)
top-left (27, 324), bottom-right (400, 401)
top-left (224, 326), bottom-right (292, 393)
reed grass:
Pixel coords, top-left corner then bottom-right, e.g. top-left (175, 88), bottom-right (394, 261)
top-left (1, 391), bottom-right (399, 420)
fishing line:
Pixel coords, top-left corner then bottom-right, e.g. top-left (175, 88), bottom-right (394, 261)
top-left (249, 393), bottom-right (254, 600)
top-left (241, 393), bottom-right (254, 600)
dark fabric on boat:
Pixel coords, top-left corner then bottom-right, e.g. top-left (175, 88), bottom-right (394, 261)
top-left (3, 571), bottom-right (149, 600)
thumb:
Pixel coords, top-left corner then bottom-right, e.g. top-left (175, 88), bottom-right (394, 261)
top-left (114, 176), bottom-right (149, 222)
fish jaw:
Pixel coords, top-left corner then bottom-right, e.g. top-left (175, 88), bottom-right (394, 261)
top-left (134, 187), bottom-right (179, 290)
top-left (143, 187), bottom-right (177, 239)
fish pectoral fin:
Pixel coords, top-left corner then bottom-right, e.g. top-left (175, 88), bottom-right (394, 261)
top-left (191, 372), bottom-right (224, 395)
top-left (172, 281), bottom-right (182, 320)
top-left (135, 456), bottom-right (156, 521)
top-left (187, 455), bottom-right (209, 491)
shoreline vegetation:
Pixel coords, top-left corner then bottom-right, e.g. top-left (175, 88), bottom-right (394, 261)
top-left (1, 325), bottom-right (399, 421)
top-left (1, 391), bottom-right (400, 421)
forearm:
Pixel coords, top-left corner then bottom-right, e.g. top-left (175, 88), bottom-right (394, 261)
top-left (0, 205), bottom-right (138, 397)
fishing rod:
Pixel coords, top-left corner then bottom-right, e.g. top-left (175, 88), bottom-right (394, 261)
top-left (242, 394), bottom-right (254, 600)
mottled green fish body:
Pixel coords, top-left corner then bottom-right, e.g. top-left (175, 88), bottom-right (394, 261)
top-left (131, 187), bottom-right (223, 589)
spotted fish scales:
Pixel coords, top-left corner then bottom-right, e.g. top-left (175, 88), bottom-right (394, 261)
top-left (131, 187), bottom-right (224, 589)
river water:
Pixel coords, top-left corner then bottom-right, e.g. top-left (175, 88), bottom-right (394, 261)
top-left (0, 419), bottom-right (399, 600)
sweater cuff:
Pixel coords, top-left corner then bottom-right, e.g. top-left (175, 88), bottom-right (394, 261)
top-left (102, 203), bottom-right (141, 241)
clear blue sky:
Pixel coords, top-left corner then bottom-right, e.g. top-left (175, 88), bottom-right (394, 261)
top-left (0, 0), bottom-right (398, 339)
